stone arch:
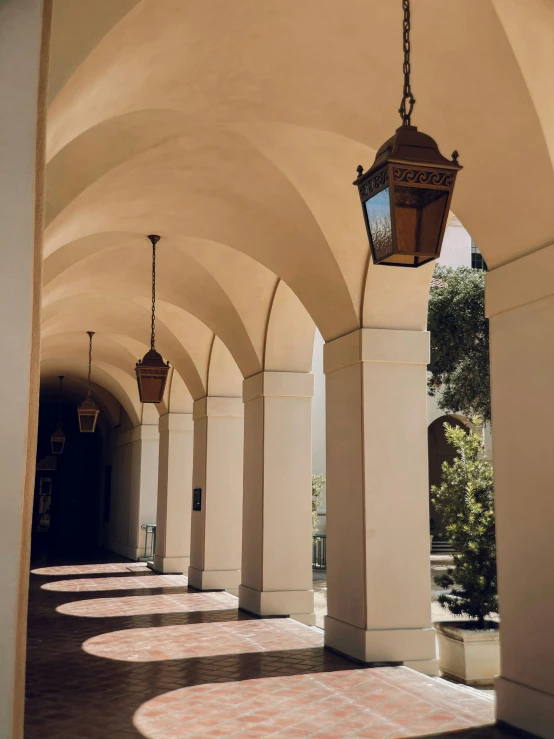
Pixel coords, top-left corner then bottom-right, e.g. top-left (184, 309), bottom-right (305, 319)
top-left (40, 358), bottom-right (141, 427)
top-left (39, 374), bottom-right (121, 428)
top-left (42, 295), bottom-right (206, 401)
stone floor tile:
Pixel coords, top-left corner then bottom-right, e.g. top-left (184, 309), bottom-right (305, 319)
top-left (24, 557), bottom-right (505, 739)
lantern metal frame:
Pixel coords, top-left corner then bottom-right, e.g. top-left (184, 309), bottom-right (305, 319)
top-left (135, 235), bottom-right (170, 404)
top-left (50, 375), bottom-right (66, 454)
top-left (77, 331), bottom-right (100, 433)
top-left (353, 0), bottom-right (462, 268)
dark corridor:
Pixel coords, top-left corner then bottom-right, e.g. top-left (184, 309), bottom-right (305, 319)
top-left (32, 396), bottom-right (104, 563)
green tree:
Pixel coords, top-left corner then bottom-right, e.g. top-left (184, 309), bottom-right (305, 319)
top-left (311, 474), bottom-right (325, 535)
top-left (428, 265), bottom-right (490, 423)
top-left (432, 422), bottom-right (497, 628)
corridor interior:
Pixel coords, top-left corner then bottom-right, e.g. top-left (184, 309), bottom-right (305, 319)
top-left (26, 552), bottom-right (500, 739)
top-left (28, 397), bottom-right (499, 739)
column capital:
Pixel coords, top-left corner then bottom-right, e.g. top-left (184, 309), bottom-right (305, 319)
top-left (324, 328), bottom-right (429, 375)
top-left (486, 241), bottom-right (554, 318)
top-left (193, 396), bottom-right (243, 421)
top-left (243, 371), bottom-right (314, 403)
top-left (158, 413), bottom-right (193, 433)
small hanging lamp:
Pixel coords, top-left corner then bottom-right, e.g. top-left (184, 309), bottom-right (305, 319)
top-left (353, 0), bottom-right (462, 267)
top-left (135, 235), bottom-right (170, 403)
top-left (77, 331), bottom-right (100, 433)
top-left (50, 375), bottom-right (66, 454)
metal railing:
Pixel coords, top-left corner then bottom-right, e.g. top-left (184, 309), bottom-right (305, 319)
top-left (312, 534), bottom-right (327, 570)
top-left (140, 523), bottom-right (156, 560)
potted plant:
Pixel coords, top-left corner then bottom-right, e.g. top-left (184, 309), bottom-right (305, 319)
top-left (432, 421), bottom-right (499, 686)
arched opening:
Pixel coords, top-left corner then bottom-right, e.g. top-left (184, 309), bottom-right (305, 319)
top-left (428, 414), bottom-right (467, 549)
top-left (32, 392), bottom-right (104, 564)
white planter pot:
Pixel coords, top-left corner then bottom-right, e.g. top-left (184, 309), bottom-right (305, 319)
top-left (435, 621), bottom-right (500, 686)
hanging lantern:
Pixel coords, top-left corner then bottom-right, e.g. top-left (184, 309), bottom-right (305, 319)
top-left (50, 375), bottom-right (66, 454)
top-left (353, 0), bottom-right (462, 267)
top-left (135, 235), bottom-right (170, 403)
top-left (77, 331), bottom-right (100, 433)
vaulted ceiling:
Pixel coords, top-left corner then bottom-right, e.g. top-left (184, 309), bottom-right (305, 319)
top-left (43, 0), bottom-right (554, 422)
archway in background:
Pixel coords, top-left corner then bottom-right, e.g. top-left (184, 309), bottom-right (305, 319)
top-left (428, 415), bottom-right (467, 547)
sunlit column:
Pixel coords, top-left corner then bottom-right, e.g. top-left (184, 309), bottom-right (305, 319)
top-left (324, 328), bottom-right (437, 674)
top-left (188, 397), bottom-right (244, 594)
top-left (239, 372), bottom-right (315, 624)
top-left (152, 413), bottom-right (193, 574)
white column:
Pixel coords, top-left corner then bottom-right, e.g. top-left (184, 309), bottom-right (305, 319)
top-left (487, 245), bottom-right (554, 739)
top-left (188, 397), bottom-right (244, 594)
top-left (239, 372), bottom-right (315, 624)
top-left (127, 424), bottom-right (159, 561)
top-left (324, 329), bottom-right (436, 673)
top-left (0, 2), bottom-right (50, 738)
top-left (152, 413), bottom-right (193, 574)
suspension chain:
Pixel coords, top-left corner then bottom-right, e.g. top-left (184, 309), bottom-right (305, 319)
top-left (150, 238), bottom-right (157, 351)
top-left (399, 0), bottom-right (415, 127)
top-left (87, 332), bottom-right (94, 396)
top-left (58, 375), bottom-right (64, 426)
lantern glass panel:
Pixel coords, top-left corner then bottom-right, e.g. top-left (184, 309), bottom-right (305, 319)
top-left (79, 414), bottom-right (95, 433)
top-left (137, 373), bottom-right (167, 404)
top-left (392, 185), bottom-right (449, 258)
top-left (364, 187), bottom-right (393, 262)
top-left (78, 402), bottom-right (100, 433)
top-left (51, 431), bottom-right (65, 455)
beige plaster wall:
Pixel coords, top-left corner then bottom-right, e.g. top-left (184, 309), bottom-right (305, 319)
top-left (0, 2), bottom-right (50, 737)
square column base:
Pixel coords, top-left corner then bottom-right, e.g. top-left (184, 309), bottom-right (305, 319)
top-left (148, 555), bottom-right (190, 575)
top-left (188, 566), bottom-right (240, 595)
top-left (239, 584), bottom-right (315, 625)
top-left (497, 676), bottom-right (554, 739)
top-left (324, 616), bottom-right (437, 673)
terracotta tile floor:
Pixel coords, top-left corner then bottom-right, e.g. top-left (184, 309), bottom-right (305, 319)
top-left (25, 559), bottom-right (506, 739)
top-left (58, 591), bottom-right (240, 618)
top-left (84, 618), bottom-right (323, 662)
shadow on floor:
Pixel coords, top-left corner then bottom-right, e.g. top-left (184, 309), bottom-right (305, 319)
top-left (25, 560), bottom-right (504, 739)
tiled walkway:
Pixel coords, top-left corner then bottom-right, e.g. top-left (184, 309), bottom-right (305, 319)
top-left (25, 560), bottom-right (505, 739)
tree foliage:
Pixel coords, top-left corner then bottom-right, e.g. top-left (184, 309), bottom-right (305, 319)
top-left (432, 422), bottom-right (497, 628)
top-left (311, 474), bottom-right (325, 535)
top-left (428, 265), bottom-right (490, 423)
